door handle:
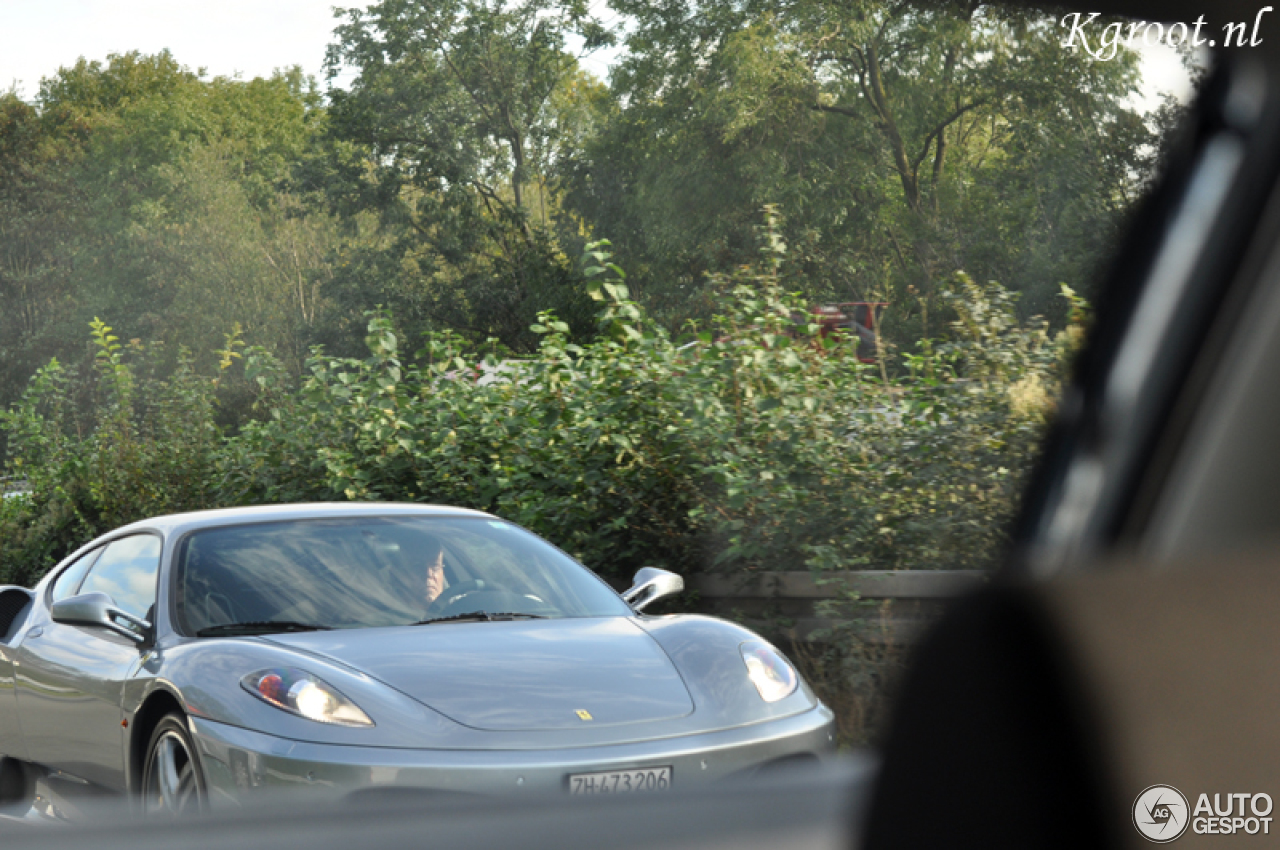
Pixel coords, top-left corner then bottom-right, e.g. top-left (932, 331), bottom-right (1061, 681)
top-left (26, 627), bottom-right (43, 639)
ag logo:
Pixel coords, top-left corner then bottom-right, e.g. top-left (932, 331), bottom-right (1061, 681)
top-left (1134, 785), bottom-right (1190, 843)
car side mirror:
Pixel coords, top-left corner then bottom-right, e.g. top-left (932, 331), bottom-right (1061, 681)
top-left (50, 592), bottom-right (151, 645)
top-left (621, 567), bottom-right (684, 613)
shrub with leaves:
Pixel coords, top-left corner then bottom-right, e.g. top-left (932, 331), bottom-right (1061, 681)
top-left (209, 221), bottom-right (1080, 587)
top-left (0, 321), bottom-right (222, 585)
top-left (2, 217), bottom-right (1083, 598)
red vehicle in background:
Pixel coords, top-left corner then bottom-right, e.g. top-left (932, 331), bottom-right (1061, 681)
top-left (805, 302), bottom-right (888, 363)
top-left (701, 301), bottom-right (888, 362)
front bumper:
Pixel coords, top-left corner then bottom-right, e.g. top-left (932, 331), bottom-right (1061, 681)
top-left (192, 705), bottom-right (836, 806)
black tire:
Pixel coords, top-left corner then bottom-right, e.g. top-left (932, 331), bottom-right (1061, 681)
top-left (140, 713), bottom-right (206, 816)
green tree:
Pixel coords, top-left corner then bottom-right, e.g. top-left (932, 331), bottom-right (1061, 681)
top-left (142, 141), bottom-right (342, 373)
top-left (0, 320), bottom-right (222, 584)
top-left (563, 1), bottom-right (1157, 332)
top-left (0, 92), bottom-right (87, 452)
top-left (322, 0), bottom-right (612, 350)
top-left (0, 53), bottom-right (343, 443)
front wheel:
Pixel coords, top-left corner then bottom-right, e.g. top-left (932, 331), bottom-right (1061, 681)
top-left (140, 713), bottom-right (206, 816)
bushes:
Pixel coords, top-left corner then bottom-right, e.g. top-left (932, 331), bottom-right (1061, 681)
top-left (1, 235), bottom-right (1080, 594)
top-left (0, 321), bottom-right (222, 585)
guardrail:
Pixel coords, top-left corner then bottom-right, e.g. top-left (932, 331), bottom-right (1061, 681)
top-left (691, 569), bottom-right (989, 643)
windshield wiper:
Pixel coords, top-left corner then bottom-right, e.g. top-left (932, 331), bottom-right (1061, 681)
top-left (196, 620), bottom-right (334, 637)
top-left (412, 612), bottom-right (547, 626)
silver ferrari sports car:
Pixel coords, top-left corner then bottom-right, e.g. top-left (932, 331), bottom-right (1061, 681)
top-left (0, 503), bottom-right (835, 816)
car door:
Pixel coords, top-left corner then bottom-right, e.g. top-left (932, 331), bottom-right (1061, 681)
top-left (14, 533), bottom-right (161, 791)
top-left (0, 546), bottom-right (101, 764)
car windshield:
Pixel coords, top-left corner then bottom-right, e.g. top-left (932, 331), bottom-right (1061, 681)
top-left (174, 516), bottom-right (631, 634)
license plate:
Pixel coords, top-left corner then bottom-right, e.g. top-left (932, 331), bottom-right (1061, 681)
top-left (568, 766), bottom-right (672, 795)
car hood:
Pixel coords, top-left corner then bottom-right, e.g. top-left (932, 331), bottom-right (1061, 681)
top-left (263, 617), bottom-right (695, 732)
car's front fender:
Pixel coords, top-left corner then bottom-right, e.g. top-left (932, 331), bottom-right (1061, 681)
top-left (632, 615), bottom-right (821, 729)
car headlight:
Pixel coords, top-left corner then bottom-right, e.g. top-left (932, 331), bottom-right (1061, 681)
top-left (739, 639), bottom-right (799, 702)
top-left (241, 668), bottom-right (374, 727)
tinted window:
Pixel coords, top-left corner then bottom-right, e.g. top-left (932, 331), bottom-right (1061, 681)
top-left (175, 516), bottom-right (630, 634)
top-left (49, 547), bottom-right (101, 603)
top-left (79, 535), bottom-right (162, 618)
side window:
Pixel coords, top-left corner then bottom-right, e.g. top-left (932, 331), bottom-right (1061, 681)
top-left (79, 534), bottom-right (162, 619)
top-left (49, 547), bottom-right (101, 603)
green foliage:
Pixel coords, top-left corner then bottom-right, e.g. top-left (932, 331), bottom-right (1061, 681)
top-left (0, 8), bottom-right (1179, 473)
top-left (0, 91), bottom-right (85, 445)
top-left (2, 219), bottom-right (1080, 589)
top-left (147, 141), bottom-right (342, 372)
top-left (321, 0), bottom-right (607, 351)
top-left (0, 52), bottom-right (339, 446)
top-left (0, 321), bottom-right (222, 585)
top-left (562, 1), bottom-right (1156, 331)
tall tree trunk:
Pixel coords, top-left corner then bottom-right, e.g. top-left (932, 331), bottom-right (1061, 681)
top-left (865, 42), bottom-right (920, 213)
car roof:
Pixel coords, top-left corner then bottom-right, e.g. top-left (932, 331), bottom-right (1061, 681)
top-left (109, 502), bottom-right (495, 538)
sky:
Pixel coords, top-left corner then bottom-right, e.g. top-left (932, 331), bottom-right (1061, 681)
top-left (0, 0), bottom-right (359, 97)
top-left (1, 0), bottom-right (1195, 108)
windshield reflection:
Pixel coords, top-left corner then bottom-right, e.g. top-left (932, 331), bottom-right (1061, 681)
top-left (174, 517), bottom-right (630, 635)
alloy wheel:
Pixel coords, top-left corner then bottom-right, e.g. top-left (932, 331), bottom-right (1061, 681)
top-left (142, 717), bottom-right (205, 816)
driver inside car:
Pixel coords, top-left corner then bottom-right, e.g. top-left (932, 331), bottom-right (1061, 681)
top-left (425, 542), bottom-right (447, 608)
